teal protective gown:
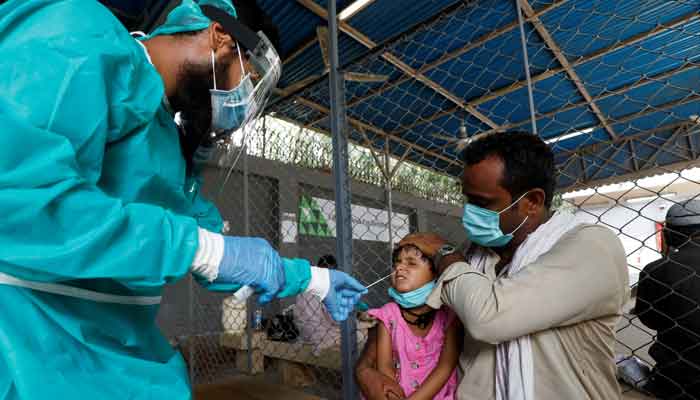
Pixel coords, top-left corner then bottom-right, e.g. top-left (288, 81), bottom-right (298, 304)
top-left (0, 1), bottom-right (230, 398)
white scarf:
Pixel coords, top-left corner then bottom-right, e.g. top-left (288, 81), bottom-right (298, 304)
top-left (469, 211), bottom-right (579, 400)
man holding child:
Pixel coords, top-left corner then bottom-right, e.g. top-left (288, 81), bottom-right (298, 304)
top-left (357, 131), bottom-right (629, 400)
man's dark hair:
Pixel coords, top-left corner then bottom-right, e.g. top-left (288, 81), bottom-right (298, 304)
top-left (461, 131), bottom-right (556, 207)
top-left (317, 255), bottom-right (337, 269)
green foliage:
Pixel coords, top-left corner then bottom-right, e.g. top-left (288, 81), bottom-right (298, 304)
top-left (551, 193), bottom-right (575, 212)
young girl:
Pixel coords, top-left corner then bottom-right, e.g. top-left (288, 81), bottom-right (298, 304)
top-left (368, 235), bottom-right (460, 400)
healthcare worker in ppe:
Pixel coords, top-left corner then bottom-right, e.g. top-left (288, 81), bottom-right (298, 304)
top-left (0, 1), bottom-right (367, 399)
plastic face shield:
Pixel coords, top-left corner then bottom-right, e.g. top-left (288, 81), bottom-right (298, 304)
top-left (201, 5), bottom-right (281, 141)
top-left (243, 33), bottom-right (281, 130)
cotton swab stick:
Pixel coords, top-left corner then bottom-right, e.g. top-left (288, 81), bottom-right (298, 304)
top-left (234, 270), bottom-right (395, 301)
top-left (364, 271), bottom-right (394, 290)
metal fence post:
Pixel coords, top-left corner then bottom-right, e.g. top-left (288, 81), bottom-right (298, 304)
top-left (242, 143), bottom-right (254, 373)
top-left (187, 275), bottom-right (195, 383)
top-left (515, 0), bottom-right (537, 135)
top-left (384, 145), bottom-right (394, 255)
top-left (327, 0), bottom-right (358, 398)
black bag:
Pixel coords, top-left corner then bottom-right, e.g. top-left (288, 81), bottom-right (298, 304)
top-left (266, 313), bottom-right (299, 342)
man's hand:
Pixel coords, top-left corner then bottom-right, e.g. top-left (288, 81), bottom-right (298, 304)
top-left (356, 326), bottom-right (406, 400)
top-left (356, 366), bottom-right (406, 400)
top-left (436, 251), bottom-right (466, 275)
top-left (215, 237), bottom-right (285, 303)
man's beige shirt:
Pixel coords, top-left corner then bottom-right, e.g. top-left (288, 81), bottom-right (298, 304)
top-left (427, 224), bottom-right (630, 400)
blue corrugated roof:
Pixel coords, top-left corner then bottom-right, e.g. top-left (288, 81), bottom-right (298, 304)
top-left (262, 0), bottom-right (700, 189)
top-left (105, 0), bottom-right (700, 189)
top-left (349, 0), bottom-right (461, 44)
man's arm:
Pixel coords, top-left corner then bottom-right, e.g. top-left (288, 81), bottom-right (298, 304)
top-left (356, 325), bottom-right (378, 377)
top-left (431, 225), bottom-right (629, 344)
top-left (0, 1), bottom-right (199, 287)
top-left (356, 326), bottom-right (406, 400)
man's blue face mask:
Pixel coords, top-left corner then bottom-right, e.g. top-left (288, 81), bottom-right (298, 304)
top-left (210, 45), bottom-right (253, 135)
top-left (388, 281), bottom-right (435, 309)
top-left (462, 191), bottom-right (530, 247)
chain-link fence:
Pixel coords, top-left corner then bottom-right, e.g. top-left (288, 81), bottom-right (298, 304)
top-left (156, 117), bottom-right (465, 398)
top-left (153, 0), bottom-right (700, 399)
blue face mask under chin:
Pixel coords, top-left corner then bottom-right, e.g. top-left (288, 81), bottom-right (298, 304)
top-left (388, 280), bottom-right (436, 309)
top-left (462, 191), bottom-right (530, 247)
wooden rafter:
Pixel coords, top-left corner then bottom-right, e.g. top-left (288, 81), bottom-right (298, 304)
top-left (294, 1), bottom-right (570, 126)
top-left (556, 121), bottom-right (700, 190)
top-left (392, 63), bottom-right (699, 145)
top-left (469, 63), bottom-right (698, 138)
top-left (292, 96), bottom-right (461, 168)
top-left (640, 125), bottom-right (688, 170)
top-left (294, 0), bottom-right (501, 129)
top-left (560, 159), bottom-right (700, 193)
top-left (520, 0), bottom-right (617, 139)
top-left (389, 11), bottom-right (699, 137)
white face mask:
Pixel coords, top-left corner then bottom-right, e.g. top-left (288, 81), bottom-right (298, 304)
top-left (209, 43), bottom-right (254, 135)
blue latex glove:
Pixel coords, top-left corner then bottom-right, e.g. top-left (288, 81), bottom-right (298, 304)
top-left (216, 237), bottom-right (285, 303)
top-left (323, 270), bottom-right (368, 321)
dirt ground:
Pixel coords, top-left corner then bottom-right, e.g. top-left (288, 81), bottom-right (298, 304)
top-left (194, 376), bottom-right (323, 400)
top-left (195, 376), bottom-right (656, 400)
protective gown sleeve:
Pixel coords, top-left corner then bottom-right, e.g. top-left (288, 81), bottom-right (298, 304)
top-left (186, 174), bottom-right (224, 233)
top-left (0, 1), bottom-right (199, 288)
top-left (183, 173), bottom-right (241, 292)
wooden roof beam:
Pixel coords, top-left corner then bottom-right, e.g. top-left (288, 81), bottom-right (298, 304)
top-left (295, 0), bottom-right (501, 130)
top-left (520, 0), bottom-right (617, 139)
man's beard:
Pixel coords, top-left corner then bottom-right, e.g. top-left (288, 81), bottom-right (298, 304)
top-left (169, 58), bottom-right (230, 169)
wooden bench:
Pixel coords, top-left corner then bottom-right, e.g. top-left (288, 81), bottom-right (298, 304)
top-left (220, 331), bottom-right (266, 374)
top-left (221, 321), bottom-right (375, 387)
top-left (220, 331), bottom-right (344, 371)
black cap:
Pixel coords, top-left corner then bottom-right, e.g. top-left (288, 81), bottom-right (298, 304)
top-left (666, 199), bottom-right (700, 227)
top-left (200, 4), bottom-right (261, 52)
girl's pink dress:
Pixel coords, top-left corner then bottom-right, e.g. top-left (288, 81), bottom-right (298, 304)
top-left (368, 302), bottom-right (458, 399)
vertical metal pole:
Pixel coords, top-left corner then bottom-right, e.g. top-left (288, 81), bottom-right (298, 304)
top-left (242, 142), bottom-right (254, 373)
top-left (384, 141), bottom-right (394, 249)
top-left (516, 0), bottom-right (538, 135)
top-left (688, 132), bottom-right (697, 159)
top-left (188, 276), bottom-right (195, 384)
top-left (327, 1), bottom-right (357, 398)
